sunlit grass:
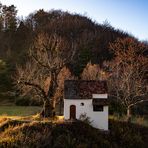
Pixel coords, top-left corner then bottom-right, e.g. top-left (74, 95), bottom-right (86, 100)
top-left (109, 115), bottom-right (148, 127)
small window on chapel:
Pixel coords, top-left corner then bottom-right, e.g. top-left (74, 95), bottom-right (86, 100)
top-left (80, 102), bottom-right (84, 106)
top-left (93, 105), bottom-right (103, 111)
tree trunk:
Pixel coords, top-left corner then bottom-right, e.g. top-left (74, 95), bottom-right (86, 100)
top-left (40, 100), bottom-right (55, 118)
top-left (59, 98), bottom-right (63, 115)
top-left (127, 106), bottom-right (131, 122)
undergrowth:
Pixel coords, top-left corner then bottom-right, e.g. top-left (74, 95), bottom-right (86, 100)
top-left (0, 119), bottom-right (147, 148)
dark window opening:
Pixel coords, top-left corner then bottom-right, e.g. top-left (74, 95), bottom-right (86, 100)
top-left (81, 102), bottom-right (84, 106)
top-left (93, 105), bottom-right (103, 111)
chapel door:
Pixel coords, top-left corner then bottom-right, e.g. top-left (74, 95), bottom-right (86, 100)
top-left (70, 105), bottom-right (76, 119)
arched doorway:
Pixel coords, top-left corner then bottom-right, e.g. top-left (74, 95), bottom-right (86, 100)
top-left (70, 105), bottom-right (76, 119)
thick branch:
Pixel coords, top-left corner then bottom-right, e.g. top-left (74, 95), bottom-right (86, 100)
top-left (31, 54), bottom-right (50, 69)
top-left (18, 81), bottom-right (49, 101)
top-left (129, 99), bottom-right (148, 108)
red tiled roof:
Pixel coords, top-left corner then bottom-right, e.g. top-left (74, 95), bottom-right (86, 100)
top-left (64, 80), bottom-right (108, 99)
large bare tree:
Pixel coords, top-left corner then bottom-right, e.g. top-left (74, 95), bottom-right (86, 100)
top-left (109, 37), bottom-right (148, 119)
top-left (13, 32), bottom-right (76, 117)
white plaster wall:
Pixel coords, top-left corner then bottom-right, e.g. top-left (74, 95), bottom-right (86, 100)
top-left (92, 94), bottom-right (107, 98)
top-left (64, 99), bottom-right (108, 130)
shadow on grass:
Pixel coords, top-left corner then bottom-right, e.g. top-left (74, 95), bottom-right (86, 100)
top-left (0, 118), bottom-right (147, 148)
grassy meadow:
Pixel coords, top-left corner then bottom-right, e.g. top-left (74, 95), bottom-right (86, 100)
top-left (0, 106), bottom-right (41, 116)
top-left (110, 115), bottom-right (148, 127)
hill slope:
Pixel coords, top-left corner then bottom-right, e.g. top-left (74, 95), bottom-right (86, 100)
top-left (0, 119), bottom-right (147, 148)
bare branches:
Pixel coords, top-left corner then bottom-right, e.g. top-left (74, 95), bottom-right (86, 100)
top-left (109, 37), bottom-right (148, 116)
top-left (13, 61), bottom-right (49, 100)
top-left (13, 32), bottom-right (78, 117)
top-left (29, 33), bottom-right (64, 71)
top-left (18, 81), bottom-right (48, 101)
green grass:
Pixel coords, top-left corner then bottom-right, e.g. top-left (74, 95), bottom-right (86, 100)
top-left (0, 106), bottom-right (41, 116)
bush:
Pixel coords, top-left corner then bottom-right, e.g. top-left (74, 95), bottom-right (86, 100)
top-left (79, 113), bottom-right (92, 125)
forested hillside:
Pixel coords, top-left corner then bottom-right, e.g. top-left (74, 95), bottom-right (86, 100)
top-left (0, 3), bottom-right (147, 115)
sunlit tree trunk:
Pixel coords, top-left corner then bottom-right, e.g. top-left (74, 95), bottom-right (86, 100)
top-left (127, 106), bottom-right (131, 122)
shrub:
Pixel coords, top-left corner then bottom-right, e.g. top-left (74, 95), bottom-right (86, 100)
top-left (79, 113), bottom-right (92, 125)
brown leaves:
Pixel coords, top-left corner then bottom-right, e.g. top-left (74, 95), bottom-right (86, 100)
top-left (81, 62), bottom-right (108, 80)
